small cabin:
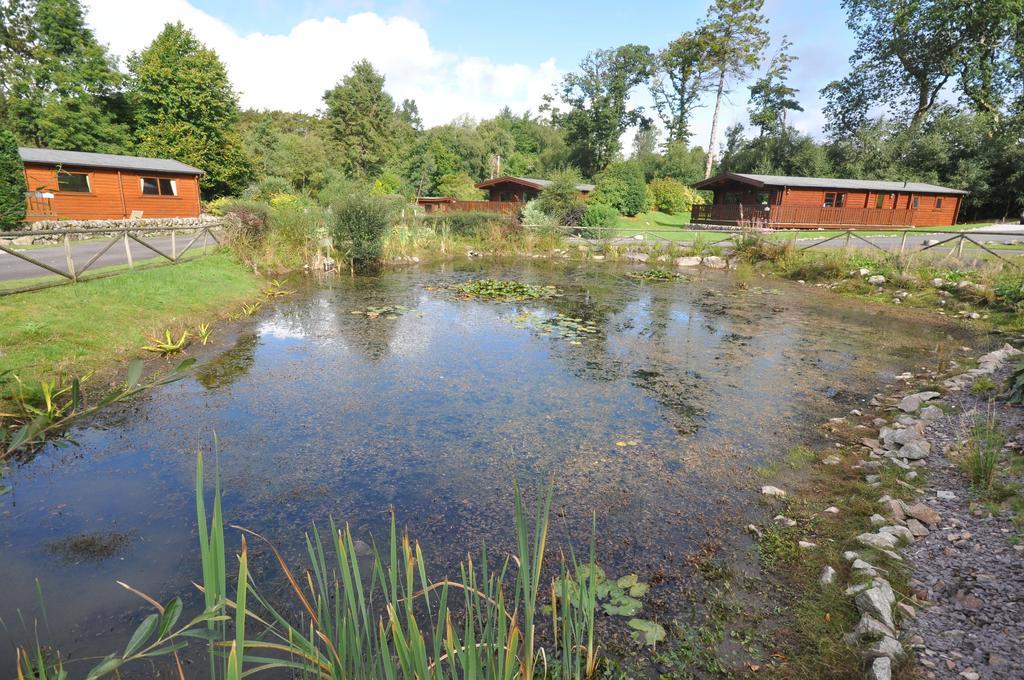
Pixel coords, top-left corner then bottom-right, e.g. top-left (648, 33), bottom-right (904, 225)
top-left (475, 176), bottom-right (594, 203)
top-left (20, 147), bottom-right (204, 222)
top-left (692, 172), bottom-right (968, 229)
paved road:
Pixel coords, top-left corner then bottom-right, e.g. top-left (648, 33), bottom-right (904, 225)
top-left (791, 229), bottom-right (1024, 257)
top-left (0, 234), bottom-right (214, 282)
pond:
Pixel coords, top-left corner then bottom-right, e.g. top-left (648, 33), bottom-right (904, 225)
top-left (0, 260), bottom-right (976, 674)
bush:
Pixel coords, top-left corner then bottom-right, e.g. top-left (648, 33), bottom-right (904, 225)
top-left (590, 162), bottom-right (647, 217)
top-left (519, 200), bottom-right (557, 229)
top-left (220, 199), bottom-right (271, 243)
top-left (648, 177), bottom-right (695, 215)
top-left (535, 168), bottom-right (585, 223)
top-left (435, 172), bottom-right (485, 200)
top-left (242, 175), bottom-right (293, 202)
top-left (330, 191), bottom-right (400, 270)
top-left (419, 211), bottom-right (503, 236)
top-left (579, 203), bottom-right (619, 238)
top-left (0, 129), bottom-right (26, 230)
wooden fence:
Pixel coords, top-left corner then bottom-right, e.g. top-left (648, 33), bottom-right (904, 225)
top-left (692, 203), bottom-right (919, 229)
top-left (419, 199), bottom-right (518, 215)
top-left (0, 224), bottom-right (222, 296)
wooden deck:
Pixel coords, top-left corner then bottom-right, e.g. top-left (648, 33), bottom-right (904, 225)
top-left (692, 203), bottom-right (920, 229)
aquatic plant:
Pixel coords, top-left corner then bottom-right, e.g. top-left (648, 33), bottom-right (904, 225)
top-left (0, 359), bottom-right (195, 458)
top-left (455, 279), bottom-right (559, 301)
top-left (197, 323), bottom-right (213, 346)
top-left (510, 312), bottom-right (598, 344)
top-left (350, 304), bottom-right (415, 319)
top-left (262, 279), bottom-right (293, 298)
top-left (141, 329), bottom-right (190, 356)
top-left (239, 302), bottom-right (262, 317)
top-left (625, 268), bottom-right (686, 282)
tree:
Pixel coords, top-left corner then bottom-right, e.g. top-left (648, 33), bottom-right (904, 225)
top-left (590, 161), bottom-right (648, 216)
top-left (323, 60), bottom-right (399, 178)
top-left (128, 22), bottom-right (251, 197)
top-left (436, 172), bottom-right (484, 200)
top-left (650, 31), bottom-right (712, 145)
top-left (698, 0), bottom-right (770, 178)
top-left (748, 37), bottom-right (802, 136)
top-left (535, 167), bottom-right (585, 222)
top-left (4, 0), bottom-right (129, 151)
top-left (0, 129), bottom-right (26, 229)
top-left (544, 44), bottom-right (653, 178)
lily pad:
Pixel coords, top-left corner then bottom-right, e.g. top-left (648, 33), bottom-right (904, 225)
top-left (627, 618), bottom-right (666, 647)
top-left (616, 574), bottom-right (638, 589)
top-left (629, 582), bottom-right (650, 598)
top-left (603, 596), bottom-right (642, 617)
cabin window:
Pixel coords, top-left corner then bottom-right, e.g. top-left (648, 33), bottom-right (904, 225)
top-left (875, 194), bottom-right (884, 209)
top-left (723, 191), bottom-right (743, 204)
top-left (141, 177), bottom-right (177, 196)
top-left (935, 197), bottom-right (943, 209)
top-left (824, 192), bottom-right (846, 208)
top-left (57, 171), bottom-right (90, 193)
top-left (912, 196), bottom-right (919, 209)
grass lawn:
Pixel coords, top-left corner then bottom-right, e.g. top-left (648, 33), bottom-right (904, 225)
top-left (0, 252), bottom-right (263, 383)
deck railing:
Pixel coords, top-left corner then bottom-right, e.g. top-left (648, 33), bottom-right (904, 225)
top-left (692, 203), bottom-right (922, 229)
top-left (419, 199), bottom-right (518, 215)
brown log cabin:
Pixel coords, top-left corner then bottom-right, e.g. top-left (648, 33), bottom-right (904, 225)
top-left (416, 176), bottom-right (594, 214)
top-left (692, 172), bottom-right (968, 229)
top-left (20, 147), bottom-right (204, 222)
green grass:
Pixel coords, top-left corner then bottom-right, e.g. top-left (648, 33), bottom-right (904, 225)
top-left (0, 252), bottom-right (262, 383)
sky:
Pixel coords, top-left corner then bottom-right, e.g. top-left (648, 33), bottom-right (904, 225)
top-left (82, 0), bottom-right (858, 150)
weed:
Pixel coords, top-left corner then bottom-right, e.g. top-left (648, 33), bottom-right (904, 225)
top-left (961, 410), bottom-right (1005, 490)
top-left (971, 375), bottom-right (997, 394)
top-left (141, 329), bottom-right (190, 356)
top-left (757, 524), bottom-right (798, 571)
top-left (197, 324), bottom-right (213, 346)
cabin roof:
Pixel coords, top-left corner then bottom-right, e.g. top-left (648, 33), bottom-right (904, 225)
top-left (695, 172), bottom-right (968, 195)
top-left (475, 175), bottom-right (595, 193)
top-left (19, 147), bottom-right (204, 175)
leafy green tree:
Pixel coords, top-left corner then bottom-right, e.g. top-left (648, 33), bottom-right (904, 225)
top-left (436, 172), bottom-right (484, 200)
top-left (650, 31), bottom-right (712, 145)
top-left (748, 37), bottom-right (802, 136)
top-left (535, 167), bottom-right (585, 222)
top-left (660, 142), bottom-right (707, 185)
top-left (648, 177), bottom-right (700, 214)
top-left (271, 132), bottom-right (329, 191)
top-left (4, 0), bottom-right (129, 151)
top-left (324, 60), bottom-right (400, 178)
top-left (128, 22), bottom-right (252, 197)
top-left (698, 0), bottom-right (770, 178)
top-left (0, 129), bottom-right (26, 229)
top-left (544, 44), bottom-right (653, 178)
top-left (590, 161), bottom-right (648, 216)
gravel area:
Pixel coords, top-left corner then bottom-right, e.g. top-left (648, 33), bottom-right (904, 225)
top-left (905, 367), bottom-right (1024, 679)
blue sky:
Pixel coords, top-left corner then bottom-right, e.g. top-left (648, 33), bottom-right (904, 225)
top-left (85, 0), bottom-right (858, 146)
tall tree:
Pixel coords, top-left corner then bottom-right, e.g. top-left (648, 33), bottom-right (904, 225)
top-left (127, 22), bottom-right (252, 197)
top-left (748, 37), bottom-right (802, 136)
top-left (323, 60), bottom-right (399, 178)
top-left (698, 0), bottom-right (769, 178)
top-left (544, 44), bottom-right (653, 178)
top-left (4, 0), bottom-right (129, 151)
top-left (650, 31), bottom-right (712, 145)
top-left (0, 129), bottom-right (27, 229)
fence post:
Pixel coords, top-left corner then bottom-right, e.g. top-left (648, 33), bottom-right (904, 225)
top-left (202, 228), bottom-right (208, 255)
top-left (171, 229), bottom-right (177, 261)
top-left (63, 234), bottom-right (77, 282)
top-left (124, 230), bottom-right (133, 268)
top-left (899, 231), bottom-right (907, 256)
top-left (843, 230), bottom-right (851, 250)
top-left (955, 234), bottom-right (965, 258)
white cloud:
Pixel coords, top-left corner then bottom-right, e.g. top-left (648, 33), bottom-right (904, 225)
top-left (83, 0), bottom-right (561, 127)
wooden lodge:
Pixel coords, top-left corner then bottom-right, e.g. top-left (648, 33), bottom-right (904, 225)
top-left (416, 176), bottom-right (594, 214)
top-left (692, 172), bottom-right (968, 229)
top-left (20, 147), bottom-right (204, 221)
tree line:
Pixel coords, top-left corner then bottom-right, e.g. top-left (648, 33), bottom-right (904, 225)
top-left (1, 0), bottom-right (1022, 222)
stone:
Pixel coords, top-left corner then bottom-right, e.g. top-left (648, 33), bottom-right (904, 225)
top-left (822, 455), bottom-right (842, 465)
top-left (868, 275), bottom-right (886, 285)
top-left (852, 559), bottom-right (879, 576)
top-left (824, 506), bottom-right (839, 514)
top-left (623, 251), bottom-right (649, 262)
top-left (920, 405), bottom-right (944, 421)
top-left (798, 540), bottom-right (817, 549)
top-left (898, 391), bottom-right (940, 412)
top-left (773, 515), bottom-right (797, 527)
top-left (857, 532), bottom-right (899, 550)
top-left (870, 514), bottom-right (887, 526)
top-left (932, 278), bottom-right (945, 287)
top-left (886, 499), bottom-right (908, 521)
top-left (898, 440), bottom-right (931, 460)
top-left (843, 551), bottom-right (859, 562)
top-left (819, 565), bottom-right (836, 584)
top-left (11, 235), bottom-right (34, 246)
top-left (865, 474), bottom-right (881, 484)
top-left (880, 525), bottom-right (914, 543)
top-left (674, 256), bottom-right (702, 267)
top-left (936, 490), bottom-right (956, 500)
top-left (960, 672), bottom-right (979, 680)
top-left (855, 579), bottom-right (897, 630)
top-left (863, 636), bottom-right (904, 661)
top-left (907, 503), bottom-right (941, 526)
top-left (869, 656), bottom-right (892, 680)
top-left (702, 255), bottom-right (727, 269)
top-left (905, 518), bottom-right (929, 537)
top-left (760, 485), bottom-right (786, 497)
top-left (858, 267), bottom-right (871, 276)
top-left (897, 602), bottom-right (917, 619)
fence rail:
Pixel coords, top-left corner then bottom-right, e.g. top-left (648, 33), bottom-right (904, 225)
top-left (0, 225), bottom-right (222, 296)
top-left (691, 203), bottom-right (946, 229)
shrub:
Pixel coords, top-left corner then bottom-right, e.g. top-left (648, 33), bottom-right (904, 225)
top-left (205, 196), bottom-right (234, 216)
top-left (330, 191), bottom-right (400, 270)
top-left (590, 162), bottom-right (647, 217)
top-left (579, 203), bottom-right (619, 238)
top-left (220, 199), bottom-right (270, 242)
top-left (241, 175), bottom-right (293, 202)
top-left (0, 129), bottom-right (26, 230)
top-left (536, 168), bottom-right (585, 222)
top-left (435, 172), bottom-right (485, 200)
top-left (519, 200), bottom-right (557, 229)
top-left (648, 177), bottom-right (697, 215)
top-left (419, 210), bottom-right (504, 236)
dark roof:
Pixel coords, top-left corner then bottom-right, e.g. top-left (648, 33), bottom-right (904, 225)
top-left (694, 172), bottom-right (968, 195)
top-left (19, 147), bottom-right (204, 175)
top-left (475, 175), bottom-right (595, 192)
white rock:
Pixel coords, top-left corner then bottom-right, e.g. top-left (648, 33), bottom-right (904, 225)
top-left (855, 579), bottom-right (897, 630)
top-left (819, 565), bottom-right (836, 584)
top-left (869, 656), bottom-right (892, 680)
top-left (824, 506), bottom-right (840, 515)
top-left (852, 559), bottom-right (879, 576)
top-left (857, 532), bottom-right (899, 550)
top-left (773, 515), bottom-right (797, 527)
top-left (868, 275), bottom-right (886, 285)
top-left (880, 525), bottom-right (915, 544)
top-left (870, 514), bottom-right (887, 526)
top-left (920, 405), bottom-right (943, 421)
top-left (858, 267), bottom-right (871, 277)
top-left (798, 540), bottom-right (817, 549)
top-left (822, 455), bottom-right (842, 465)
top-left (674, 256), bottom-right (702, 267)
top-left (702, 255), bottom-right (727, 269)
top-left (761, 485), bottom-right (786, 497)
top-left (931, 278), bottom-right (945, 288)
top-left (843, 550), bottom-right (859, 562)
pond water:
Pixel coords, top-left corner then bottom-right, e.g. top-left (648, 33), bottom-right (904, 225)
top-left (0, 260), bottom-right (975, 674)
